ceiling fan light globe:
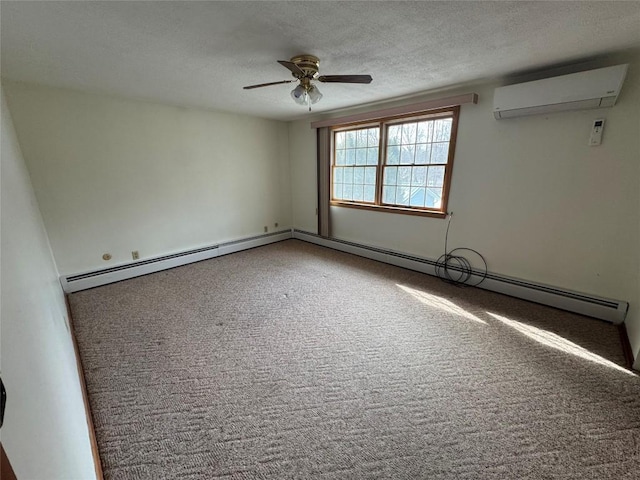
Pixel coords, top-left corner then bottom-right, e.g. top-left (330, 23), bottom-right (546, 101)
top-left (308, 85), bottom-right (323, 104)
top-left (293, 93), bottom-right (308, 105)
top-left (291, 84), bottom-right (306, 103)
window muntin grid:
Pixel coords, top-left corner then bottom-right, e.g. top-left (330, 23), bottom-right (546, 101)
top-left (330, 108), bottom-right (458, 216)
top-left (382, 117), bottom-right (452, 210)
top-left (333, 126), bottom-right (379, 203)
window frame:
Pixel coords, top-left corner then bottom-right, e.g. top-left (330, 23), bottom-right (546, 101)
top-left (330, 105), bottom-right (460, 218)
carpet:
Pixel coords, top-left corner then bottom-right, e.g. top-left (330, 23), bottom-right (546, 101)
top-left (70, 239), bottom-right (640, 479)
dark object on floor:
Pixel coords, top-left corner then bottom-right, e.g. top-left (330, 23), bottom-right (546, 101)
top-left (0, 377), bottom-right (5, 429)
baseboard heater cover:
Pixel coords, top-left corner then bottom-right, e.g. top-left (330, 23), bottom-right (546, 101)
top-left (292, 229), bottom-right (628, 325)
top-left (61, 230), bottom-right (293, 293)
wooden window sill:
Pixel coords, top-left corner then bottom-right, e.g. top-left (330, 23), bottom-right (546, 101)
top-left (330, 201), bottom-right (447, 218)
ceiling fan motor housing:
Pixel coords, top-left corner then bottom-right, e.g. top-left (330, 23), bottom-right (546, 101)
top-left (290, 55), bottom-right (320, 78)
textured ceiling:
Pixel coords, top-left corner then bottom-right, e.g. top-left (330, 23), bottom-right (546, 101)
top-left (2, 1), bottom-right (639, 121)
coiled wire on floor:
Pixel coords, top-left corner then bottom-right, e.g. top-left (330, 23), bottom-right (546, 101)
top-left (435, 213), bottom-right (488, 287)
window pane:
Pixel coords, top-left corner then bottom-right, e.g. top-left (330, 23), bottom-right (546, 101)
top-left (353, 166), bottom-right (365, 184)
top-left (331, 109), bottom-right (456, 212)
top-left (427, 166), bottom-right (445, 187)
top-left (366, 147), bottom-right (378, 165)
top-left (388, 125), bottom-right (401, 145)
top-left (426, 187), bottom-right (442, 208)
top-left (344, 167), bottom-right (354, 184)
top-left (430, 143), bottom-right (449, 164)
top-left (384, 166), bottom-right (398, 185)
top-left (355, 148), bottom-right (367, 165)
top-left (387, 145), bottom-right (400, 165)
top-left (343, 184), bottom-right (353, 200)
top-left (410, 187), bottom-right (426, 207)
top-left (364, 167), bottom-right (376, 185)
top-left (364, 185), bottom-right (376, 202)
top-left (400, 145), bottom-right (415, 164)
top-left (368, 128), bottom-right (379, 147)
top-left (346, 149), bottom-right (356, 165)
top-left (396, 186), bottom-right (411, 206)
top-left (433, 118), bottom-right (452, 142)
top-left (415, 144), bottom-right (430, 164)
top-left (417, 121), bottom-right (433, 143)
top-left (352, 184), bottom-right (364, 201)
top-left (382, 185), bottom-right (396, 204)
top-left (412, 166), bottom-right (427, 186)
top-left (398, 166), bottom-right (411, 186)
top-left (346, 131), bottom-right (356, 148)
top-left (402, 123), bottom-right (417, 144)
top-left (356, 129), bottom-right (368, 148)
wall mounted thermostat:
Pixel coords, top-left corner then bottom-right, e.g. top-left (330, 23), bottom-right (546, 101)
top-left (589, 119), bottom-right (605, 146)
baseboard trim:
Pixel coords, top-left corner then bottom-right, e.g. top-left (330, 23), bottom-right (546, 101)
top-left (65, 296), bottom-right (104, 480)
top-left (292, 229), bottom-right (628, 325)
top-left (618, 324), bottom-right (635, 371)
top-left (61, 230), bottom-right (293, 293)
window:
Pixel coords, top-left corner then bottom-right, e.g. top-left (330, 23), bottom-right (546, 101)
top-left (331, 106), bottom-right (459, 217)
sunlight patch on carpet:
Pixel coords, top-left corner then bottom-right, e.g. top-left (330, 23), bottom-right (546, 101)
top-left (397, 284), bottom-right (486, 324)
top-left (486, 312), bottom-right (633, 375)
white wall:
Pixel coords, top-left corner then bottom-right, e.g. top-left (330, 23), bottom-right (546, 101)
top-left (1, 87), bottom-right (96, 478)
top-left (289, 55), bottom-right (640, 362)
top-left (3, 81), bottom-right (292, 275)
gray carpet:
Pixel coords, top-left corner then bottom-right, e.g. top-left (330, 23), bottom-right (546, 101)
top-left (70, 239), bottom-right (640, 479)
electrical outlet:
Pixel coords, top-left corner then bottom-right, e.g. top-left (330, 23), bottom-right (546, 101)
top-left (132, 251), bottom-right (139, 260)
top-left (264, 226), bottom-right (268, 233)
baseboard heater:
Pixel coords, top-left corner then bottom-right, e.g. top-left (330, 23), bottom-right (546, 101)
top-left (61, 230), bottom-right (293, 293)
top-left (292, 229), bottom-right (628, 325)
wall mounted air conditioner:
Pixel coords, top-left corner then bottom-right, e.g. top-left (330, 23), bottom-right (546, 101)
top-left (493, 64), bottom-right (628, 119)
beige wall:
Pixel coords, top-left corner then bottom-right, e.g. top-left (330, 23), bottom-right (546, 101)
top-left (1, 87), bottom-right (96, 478)
top-left (3, 81), bottom-right (292, 275)
top-left (289, 56), bottom-right (640, 362)
top-left (289, 119), bottom-right (318, 234)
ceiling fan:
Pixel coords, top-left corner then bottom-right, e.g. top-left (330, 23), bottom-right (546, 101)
top-left (243, 55), bottom-right (372, 111)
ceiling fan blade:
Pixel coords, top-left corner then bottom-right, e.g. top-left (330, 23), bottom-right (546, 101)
top-left (243, 80), bottom-right (296, 90)
top-left (317, 75), bottom-right (373, 84)
top-left (277, 60), bottom-right (305, 77)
